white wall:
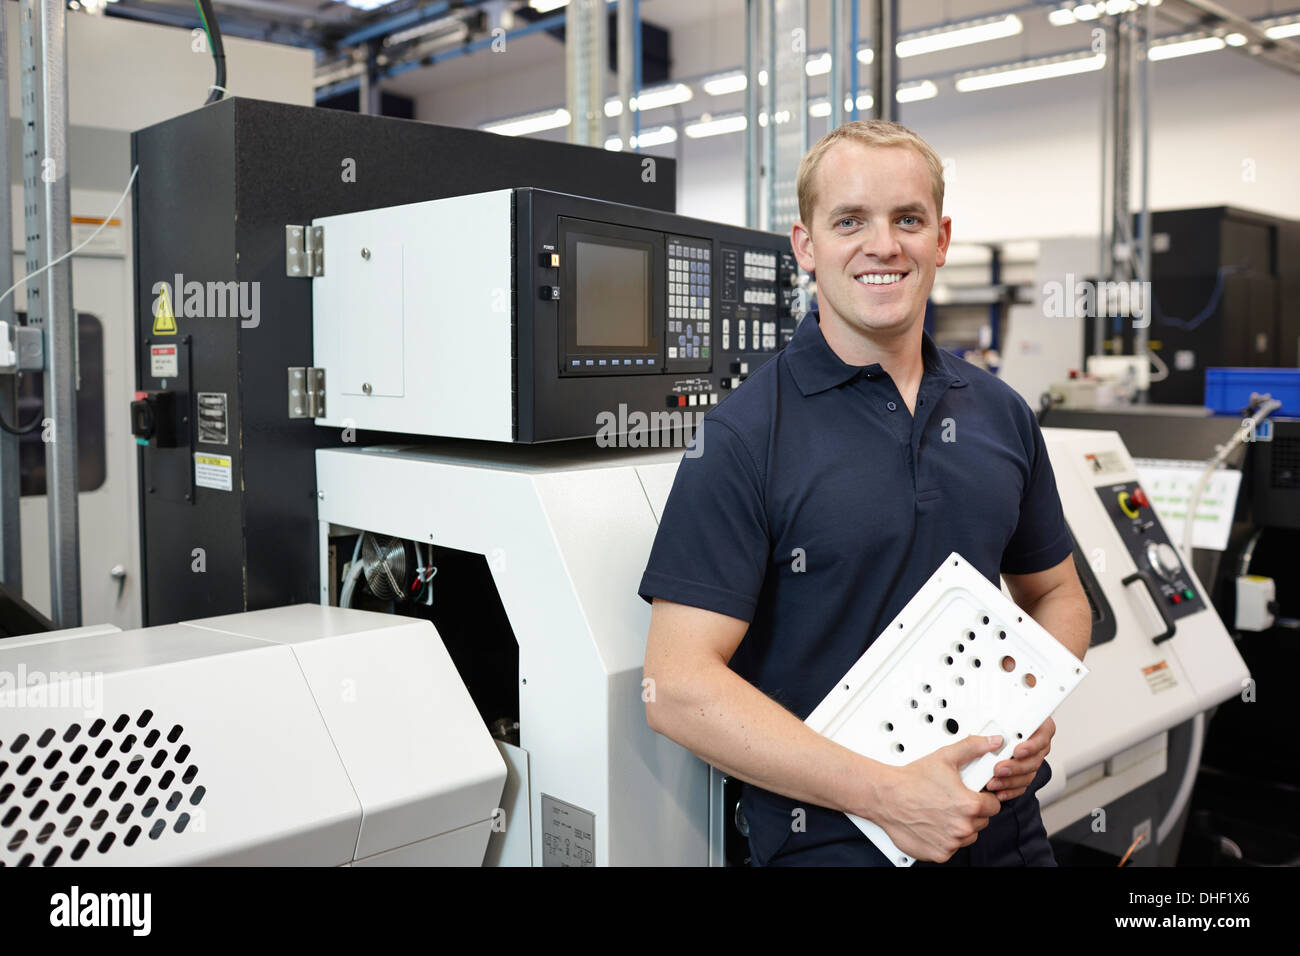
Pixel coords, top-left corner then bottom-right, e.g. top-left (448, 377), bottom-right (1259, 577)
top-left (4, 4), bottom-right (314, 132)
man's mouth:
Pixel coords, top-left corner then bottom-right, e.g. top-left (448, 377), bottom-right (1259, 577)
top-left (855, 272), bottom-right (907, 286)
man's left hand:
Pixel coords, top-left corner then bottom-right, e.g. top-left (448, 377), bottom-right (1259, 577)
top-left (983, 716), bottom-right (1054, 804)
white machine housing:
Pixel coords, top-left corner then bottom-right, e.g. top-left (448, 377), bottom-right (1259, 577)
top-left (0, 604), bottom-right (505, 866)
top-left (316, 442), bottom-right (705, 866)
top-left (311, 191), bottom-right (514, 442)
top-left (1035, 427), bottom-right (1250, 830)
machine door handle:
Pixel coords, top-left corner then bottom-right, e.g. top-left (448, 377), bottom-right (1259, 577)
top-left (1121, 570), bottom-right (1177, 645)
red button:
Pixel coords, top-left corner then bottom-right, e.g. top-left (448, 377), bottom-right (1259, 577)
top-left (1170, 593), bottom-right (1182, 604)
top-left (677, 396), bottom-right (686, 407)
top-left (1132, 488), bottom-right (1150, 508)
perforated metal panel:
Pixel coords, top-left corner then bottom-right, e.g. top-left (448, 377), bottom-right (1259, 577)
top-left (0, 710), bottom-right (204, 867)
top-left (805, 552), bottom-right (1088, 866)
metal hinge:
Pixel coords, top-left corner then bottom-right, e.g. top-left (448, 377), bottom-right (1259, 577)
top-left (288, 366), bottom-right (326, 419)
top-left (285, 224), bottom-right (324, 277)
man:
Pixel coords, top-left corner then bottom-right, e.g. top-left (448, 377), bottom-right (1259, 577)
top-left (638, 120), bottom-right (1091, 866)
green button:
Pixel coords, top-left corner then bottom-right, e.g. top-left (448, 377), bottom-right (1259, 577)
top-left (1183, 588), bottom-right (1194, 599)
top-left (701, 347), bottom-right (710, 358)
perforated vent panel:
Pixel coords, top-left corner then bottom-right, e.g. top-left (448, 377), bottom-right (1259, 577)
top-left (1270, 436), bottom-right (1300, 490)
top-left (0, 710), bottom-right (205, 866)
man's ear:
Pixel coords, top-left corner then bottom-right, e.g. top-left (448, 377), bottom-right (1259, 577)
top-left (935, 215), bottom-right (953, 269)
top-left (791, 220), bottom-right (815, 275)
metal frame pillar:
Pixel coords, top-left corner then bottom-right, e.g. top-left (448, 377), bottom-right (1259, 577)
top-left (20, 0), bottom-right (80, 626)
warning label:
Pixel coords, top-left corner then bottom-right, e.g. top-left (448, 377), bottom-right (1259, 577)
top-left (153, 283), bottom-right (177, 335)
top-left (196, 392), bottom-right (228, 445)
top-left (1142, 660), bottom-right (1177, 694)
top-left (194, 453), bottom-right (232, 492)
top-left (150, 345), bottom-right (178, 379)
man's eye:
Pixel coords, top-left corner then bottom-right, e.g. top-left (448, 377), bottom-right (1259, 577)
top-left (899, 215), bottom-right (920, 227)
top-left (837, 217), bottom-right (857, 228)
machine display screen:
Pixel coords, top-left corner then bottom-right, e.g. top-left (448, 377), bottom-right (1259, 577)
top-left (574, 240), bottom-right (651, 348)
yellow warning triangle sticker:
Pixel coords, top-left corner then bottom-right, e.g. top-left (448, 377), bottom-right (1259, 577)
top-left (153, 283), bottom-right (177, 335)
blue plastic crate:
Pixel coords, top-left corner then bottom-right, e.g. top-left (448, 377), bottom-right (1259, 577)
top-left (1204, 367), bottom-right (1300, 416)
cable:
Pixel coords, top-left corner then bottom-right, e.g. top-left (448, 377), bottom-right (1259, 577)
top-left (1145, 345), bottom-right (1168, 383)
top-left (0, 397), bottom-right (41, 436)
top-left (0, 166), bottom-right (138, 312)
top-left (1117, 831), bottom-right (1147, 867)
top-left (194, 0), bottom-right (227, 106)
top-left (1150, 266), bottom-right (1242, 333)
top-left (0, 164), bottom-right (139, 435)
top-left (338, 534), bottom-right (364, 608)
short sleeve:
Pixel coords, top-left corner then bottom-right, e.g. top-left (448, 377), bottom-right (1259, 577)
top-left (637, 417), bottom-right (771, 622)
top-left (999, 407), bottom-right (1075, 576)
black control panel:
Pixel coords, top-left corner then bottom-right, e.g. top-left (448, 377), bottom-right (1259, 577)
top-left (1097, 481), bottom-right (1206, 621)
top-left (517, 188), bottom-right (801, 441)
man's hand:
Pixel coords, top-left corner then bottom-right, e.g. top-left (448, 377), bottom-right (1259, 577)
top-left (984, 716), bottom-right (1054, 803)
top-left (871, 734), bottom-right (1004, 863)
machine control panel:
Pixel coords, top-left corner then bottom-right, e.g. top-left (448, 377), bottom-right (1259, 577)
top-left (1097, 480), bottom-right (1206, 619)
top-left (719, 245), bottom-right (800, 355)
top-left (667, 237), bottom-right (711, 368)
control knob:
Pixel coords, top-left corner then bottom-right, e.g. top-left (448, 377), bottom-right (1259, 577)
top-left (1145, 542), bottom-right (1181, 581)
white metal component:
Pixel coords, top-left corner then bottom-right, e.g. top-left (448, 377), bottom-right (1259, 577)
top-left (316, 443), bottom-right (707, 866)
top-left (805, 552), bottom-right (1088, 866)
top-left (0, 605), bottom-right (504, 866)
top-left (1235, 575), bottom-right (1275, 632)
top-left (1036, 428), bottom-right (1251, 823)
top-left (310, 190), bottom-right (514, 441)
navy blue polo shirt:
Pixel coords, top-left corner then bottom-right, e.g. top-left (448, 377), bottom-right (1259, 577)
top-left (638, 309), bottom-right (1074, 866)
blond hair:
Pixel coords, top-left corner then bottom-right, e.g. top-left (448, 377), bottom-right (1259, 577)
top-left (796, 120), bottom-right (945, 226)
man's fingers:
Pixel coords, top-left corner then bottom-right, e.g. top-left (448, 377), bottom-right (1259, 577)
top-left (997, 787), bottom-right (1028, 802)
top-left (989, 772), bottom-right (1035, 793)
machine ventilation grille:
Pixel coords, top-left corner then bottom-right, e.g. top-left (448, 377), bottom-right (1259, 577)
top-left (1270, 436), bottom-right (1300, 490)
top-left (0, 710), bottom-right (205, 866)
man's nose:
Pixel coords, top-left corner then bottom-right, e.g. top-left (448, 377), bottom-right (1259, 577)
top-left (858, 221), bottom-right (902, 261)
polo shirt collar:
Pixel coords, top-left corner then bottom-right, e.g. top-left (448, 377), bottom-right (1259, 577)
top-left (785, 309), bottom-right (968, 396)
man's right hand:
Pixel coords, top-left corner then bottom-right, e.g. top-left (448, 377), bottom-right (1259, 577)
top-left (870, 734), bottom-right (1005, 863)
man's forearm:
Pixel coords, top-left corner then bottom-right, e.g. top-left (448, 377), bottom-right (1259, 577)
top-left (1025, 585), bottom-right (1092, 661)
top-left (647, 662), bottom-right (896, 820)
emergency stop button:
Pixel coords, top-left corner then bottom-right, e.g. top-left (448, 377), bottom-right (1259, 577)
top-left (1131, 487), bottom-right (1150, 508)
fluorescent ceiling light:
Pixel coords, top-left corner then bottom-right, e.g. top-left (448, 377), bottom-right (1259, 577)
top-left (338, 0), bottom-right (399, 9)
top-left (685, 114), bottom-right (747, 138)
top-left (481, 108), bottom-right (570, 136)
top-left (809, 100), bottom-right (831, 118)
top-left (1266, 21), bottom-right (1300, 40)
top-left (605, 127), bottom-right (678, 150)
top-left (1148, 36), bottom-right (1224, 60)
top-left (605, 99), bottom-right (623, 117)
top-left (843, 93), bottom-right (874, 111)
top-left (896, 80), bottom-right (938, 102)
top-left (1074, 4), bottom-right (1100, 20)
top-left (956, 53), bottom-right (1105, 91)
top-left (530, 0), bottom-right (568, 12)
top-left (633, 83), bottom-right (693, 111)
top-left (897, 14), bottom-right (1022, 58)
top-left (1048, 8), bottom-right (1076, 25)
top-left (806, 53), bottom-right (832, 76)
top-left (1224, 32), bottom-right (1247, 47)
top-left (632, 126), bottom-right (677, 148)
top-left (856, 48), bottom-right (875, 64)
top-left (703, 71), bottom-right (747, 95)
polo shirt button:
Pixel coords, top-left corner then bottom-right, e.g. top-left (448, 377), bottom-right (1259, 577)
top-left (887, 401), bottom-right (897, 411)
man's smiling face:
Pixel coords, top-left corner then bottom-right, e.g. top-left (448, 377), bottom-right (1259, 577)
top-left (791, 141), bottom-right (951, 341)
